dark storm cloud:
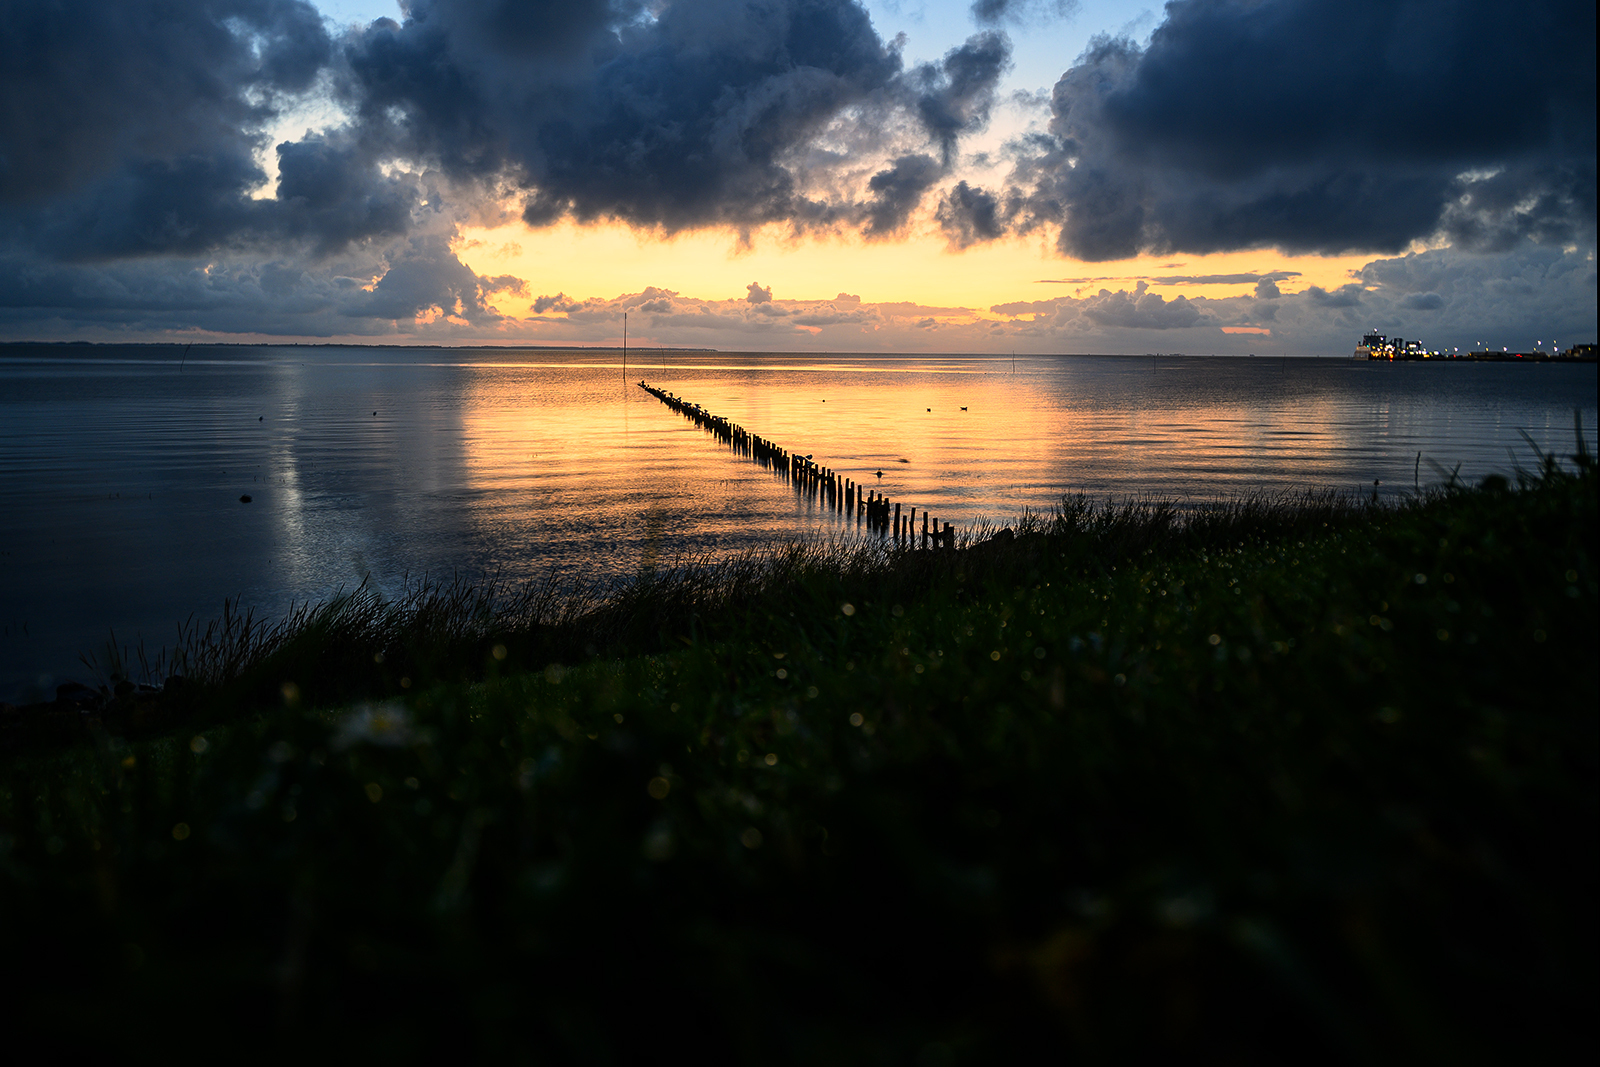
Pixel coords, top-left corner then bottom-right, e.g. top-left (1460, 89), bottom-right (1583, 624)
top-left (346, 0), bottom-right (910, 232)
top-left (0, 237), bottom-right (522, 336)
top-left (344, 5), bottom-right (1007, 238)
top-left (936, 181), bottom-right (1011, 248)
top-left (0, 0), bottom-right (353, 259)
top-left (272, 133), bottom-right (417, 251)
top-left (970, 0), bottom-right (1080, 26)
top-left (0, 1), bottom-right (1016, 336)
top-left (0, 0), bottom-right (328, 205)
top-left (1351, 243), bottom-right (1597, 340)
top-left (0, 233), bottom-right (512, 329)
top-left (353, 235), bottom-right (511, 322)
top-left (901, 31), bottom-right (1010, 162)
top-left (0, 0), bottom-right (914, 258)
top-left (979, 0), bottom-right (1597, 260)
top-left (11, 132), bottom-right (419, 263)
top-left (863, 155), bottom-right (943, 236)
top-left (1435, 159), bottom-right (1597, 252)
top-left (4, 2), bottom-right (1007, 265)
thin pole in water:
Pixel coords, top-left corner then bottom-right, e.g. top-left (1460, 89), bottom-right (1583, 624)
top-left (623, 312), bottom-right (628, 383)
top-left (179, 342), bottom-right (192, 373)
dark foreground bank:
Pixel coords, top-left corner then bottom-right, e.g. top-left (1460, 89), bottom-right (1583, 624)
top-left (0, 451), bottom-right (1594, 1063)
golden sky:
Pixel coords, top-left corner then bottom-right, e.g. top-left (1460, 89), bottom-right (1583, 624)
top-left (454, 219), bottom-right (1377, 315)
top-left (4, 1), bottom-right (1586, 353)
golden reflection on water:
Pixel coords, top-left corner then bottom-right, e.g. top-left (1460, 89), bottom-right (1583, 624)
top-left (1, 347), bottom-right (1594, 699)
top-left (453, 352), bottom-right (1596, 586)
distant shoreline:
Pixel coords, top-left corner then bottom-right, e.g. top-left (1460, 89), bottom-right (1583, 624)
top-left (3, 340), bottom-right (1595, 360)
top-left (0, 340), bottom-right (723, 353)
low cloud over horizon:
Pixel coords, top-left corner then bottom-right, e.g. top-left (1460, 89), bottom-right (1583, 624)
top-left (0, 0), bottom-right (1593, 351)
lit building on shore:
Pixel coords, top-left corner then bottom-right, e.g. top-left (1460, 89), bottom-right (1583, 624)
top-left (1356, 334), bottom-right (1597, 361)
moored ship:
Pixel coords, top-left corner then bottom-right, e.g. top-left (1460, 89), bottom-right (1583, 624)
top-left (1355, 333), bottom-right (1428, 359)
top-left (1353, 333), bottom-right (1596, 361)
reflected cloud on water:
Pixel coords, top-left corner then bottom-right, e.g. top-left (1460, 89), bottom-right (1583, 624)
top-left (0, 345), bottom-right (1594, 699)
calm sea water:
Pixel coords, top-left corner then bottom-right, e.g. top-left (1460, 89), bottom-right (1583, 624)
top-left (2, 344), bottom-right (1594, 701)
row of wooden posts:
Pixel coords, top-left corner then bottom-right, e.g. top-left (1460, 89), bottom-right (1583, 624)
top-left (638, 381), bottom-right (957, 549)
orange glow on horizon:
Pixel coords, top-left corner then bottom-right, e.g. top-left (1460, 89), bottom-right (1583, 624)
top-left (454, 218), bottom-right (1379, 316)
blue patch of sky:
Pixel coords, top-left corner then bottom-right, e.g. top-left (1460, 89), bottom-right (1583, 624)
top-left (862, 0), bottom-right (1155, 93)
top-left (310, 1), bottom-right (1158, 97)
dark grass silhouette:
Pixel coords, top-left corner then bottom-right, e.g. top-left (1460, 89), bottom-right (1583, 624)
top-left (1, 433), bottom-right (1593, 1061)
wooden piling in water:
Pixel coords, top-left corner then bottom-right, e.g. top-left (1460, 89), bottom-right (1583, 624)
top-left (635, 379), bottom-right (958, 546)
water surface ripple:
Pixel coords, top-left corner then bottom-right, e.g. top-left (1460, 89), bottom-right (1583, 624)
top-left (2, 345), bottom-right (1594, 700)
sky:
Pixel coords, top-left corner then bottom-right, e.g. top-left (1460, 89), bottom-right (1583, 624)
top-left (0, 0), bottom-right (1593, 353)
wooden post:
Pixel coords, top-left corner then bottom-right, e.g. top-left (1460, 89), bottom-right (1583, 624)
top-left (894, 502), bottom-right (901, 540)
top-left (923, 513), bottom-right (930, 549)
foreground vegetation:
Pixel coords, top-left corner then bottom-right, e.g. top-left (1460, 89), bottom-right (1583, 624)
top-left (1, 451), bottom-right (1594, 1062)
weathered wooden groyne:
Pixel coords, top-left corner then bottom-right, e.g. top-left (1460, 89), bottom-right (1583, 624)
top-left (637, 381), bottom-right (956, 548)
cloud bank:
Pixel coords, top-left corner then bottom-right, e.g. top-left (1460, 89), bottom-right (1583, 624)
top-left (0, 0), bottom-right (1019, 332)
top-left (0, 0), bottom-right (1592, 347)
top-left (2, 0), bottom-right (1012, 257)
top-left (964, 0), bottom-right (1597, 260)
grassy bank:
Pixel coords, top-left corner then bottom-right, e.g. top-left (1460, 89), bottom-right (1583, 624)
top-left (1, 452), bottom-right (1594, 1062)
